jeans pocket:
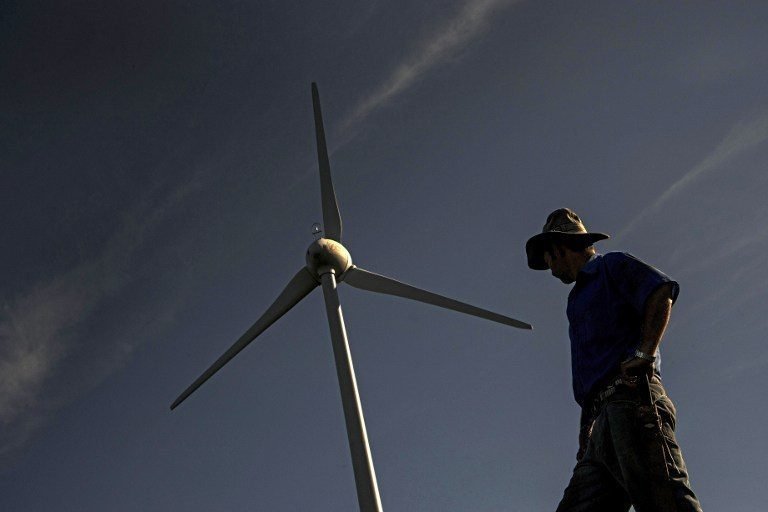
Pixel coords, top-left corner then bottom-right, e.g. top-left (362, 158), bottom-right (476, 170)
top-left (654, 394), bottom-right (677, 432)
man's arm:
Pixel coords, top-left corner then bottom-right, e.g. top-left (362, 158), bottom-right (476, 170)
top-left (620, 282), bottom-right (675, 378)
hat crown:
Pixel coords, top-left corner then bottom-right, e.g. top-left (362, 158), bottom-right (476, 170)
top-left (526, 208), bottom-right (609, 270)
top-left (542, 208), bottom-right (589, 235)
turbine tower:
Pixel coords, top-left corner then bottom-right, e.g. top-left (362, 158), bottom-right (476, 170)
top-left (171, 83), bottom-right (532, 512)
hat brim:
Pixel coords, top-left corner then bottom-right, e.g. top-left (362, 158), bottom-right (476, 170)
top-left (526, 232), bottom-right (609, 270)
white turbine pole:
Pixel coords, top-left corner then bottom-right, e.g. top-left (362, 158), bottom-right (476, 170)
top-left (320, 269), bottom-right (383, 512)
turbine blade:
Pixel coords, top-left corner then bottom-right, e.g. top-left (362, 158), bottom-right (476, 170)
top-left (311, 82), bottom-right (343, 241)
top-left (171, 267), bottom-right (319, 410)
top-left (342, 266), bottom-right (532, 330)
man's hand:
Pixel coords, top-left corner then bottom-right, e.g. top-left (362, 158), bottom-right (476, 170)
top-left (577, 407), bottom-right (594, 462)
top-left (577, 422), bottom-right (593, 461)
top-left (620, 356), bottom-right (653, 385)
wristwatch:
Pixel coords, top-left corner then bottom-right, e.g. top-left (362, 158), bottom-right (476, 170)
top-left (634, 349), bottom-right (657, 362)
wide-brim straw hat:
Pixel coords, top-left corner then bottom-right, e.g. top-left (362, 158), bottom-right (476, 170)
top-left (526, 208), bottom-right (609, 270)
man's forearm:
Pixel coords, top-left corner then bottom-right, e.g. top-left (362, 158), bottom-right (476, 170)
top-left (639, 283), bottom-right (674, 355)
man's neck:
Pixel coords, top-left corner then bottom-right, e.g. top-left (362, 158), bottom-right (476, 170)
top-left (571, 251), bottom-right (595, 278)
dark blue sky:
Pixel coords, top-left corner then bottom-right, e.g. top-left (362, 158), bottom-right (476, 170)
top-left (2, 1), bottom-right (768, 510)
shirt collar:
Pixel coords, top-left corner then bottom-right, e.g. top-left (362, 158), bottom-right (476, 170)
top-left (578, 253), bottom-right (601, 276)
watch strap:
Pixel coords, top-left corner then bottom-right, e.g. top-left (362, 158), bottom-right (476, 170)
top-left (634, 349), bottom-right (657, 362)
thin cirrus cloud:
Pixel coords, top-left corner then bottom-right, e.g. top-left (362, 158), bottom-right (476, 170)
top-left (0, 263), bottom-right (98, 453)
top-left (341, 0), bottom-right (521, 133)
top-left (0, 178), bottom-right (201, 462)
top-left (617, 111), bottom-right (768, 242)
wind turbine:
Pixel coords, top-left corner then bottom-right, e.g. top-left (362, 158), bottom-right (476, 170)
top-left (171, 83), bottom-right (532, 512)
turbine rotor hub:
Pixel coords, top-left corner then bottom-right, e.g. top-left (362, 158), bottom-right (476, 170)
top-left (306, 238), bottom-right (352, 278)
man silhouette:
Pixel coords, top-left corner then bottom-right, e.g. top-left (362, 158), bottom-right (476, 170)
top-left (526, 208), bottom-right (702, 511)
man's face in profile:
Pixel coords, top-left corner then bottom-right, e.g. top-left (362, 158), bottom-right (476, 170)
top-left (544, 246), bottom-right (576, 284)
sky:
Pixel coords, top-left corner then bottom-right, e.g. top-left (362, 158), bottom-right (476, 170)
top-left (2, 1), bottom-right (768, 510)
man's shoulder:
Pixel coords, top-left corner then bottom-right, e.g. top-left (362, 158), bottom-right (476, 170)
top-left (583, 251), bottom-right (626, 270)
top-left (601, 251), bottom-right (639, 262)
top-left (599, 251), bottom-right (651, 270)
top-left (600, 251), bottom-right (676, 296)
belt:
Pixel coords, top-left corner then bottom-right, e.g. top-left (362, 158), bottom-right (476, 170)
top-left (586, 376), bottom-right (628, 416)
top-left (597, 376), bottom-right (627, 402)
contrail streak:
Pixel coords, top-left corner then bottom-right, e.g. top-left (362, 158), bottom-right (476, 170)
top-left (618, 112), bottom-right (768, 240)
top-left (342, 0), bottom-right (521, 132)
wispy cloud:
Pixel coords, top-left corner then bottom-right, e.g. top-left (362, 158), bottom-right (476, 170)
top-left (618, 112), bottom-right (768, 240)
top-left (723, 343), bottom-right (768, 379)
top-left (0, 177), bottom-right (201, 462)
top-left (680, 221), bottom-right (768, 276)
top-left (341, 0), bottom-right (521, 131)
top-left (0, 268), bottom-right (91, 426)
top-left (610, 110), bottom-right (768, 339)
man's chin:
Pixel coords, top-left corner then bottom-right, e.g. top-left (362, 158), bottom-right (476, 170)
top-left (559, 276), bottom-right (575, 284)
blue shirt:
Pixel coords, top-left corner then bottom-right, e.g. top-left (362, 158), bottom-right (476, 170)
top-left (567, 252), bottom-right (679, 406)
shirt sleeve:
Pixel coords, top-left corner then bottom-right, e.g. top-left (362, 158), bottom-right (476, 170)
top-left (603, 252), bottom-right (679, 314)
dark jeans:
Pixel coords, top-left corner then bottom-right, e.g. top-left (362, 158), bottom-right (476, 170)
top-left (556, 376), bottom-right (702, 512)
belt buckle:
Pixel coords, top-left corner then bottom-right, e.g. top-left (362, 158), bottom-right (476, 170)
top-left (598, 386), bottom-right (614, 402)
top-left (596, 377), bottom-right (624, 405)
